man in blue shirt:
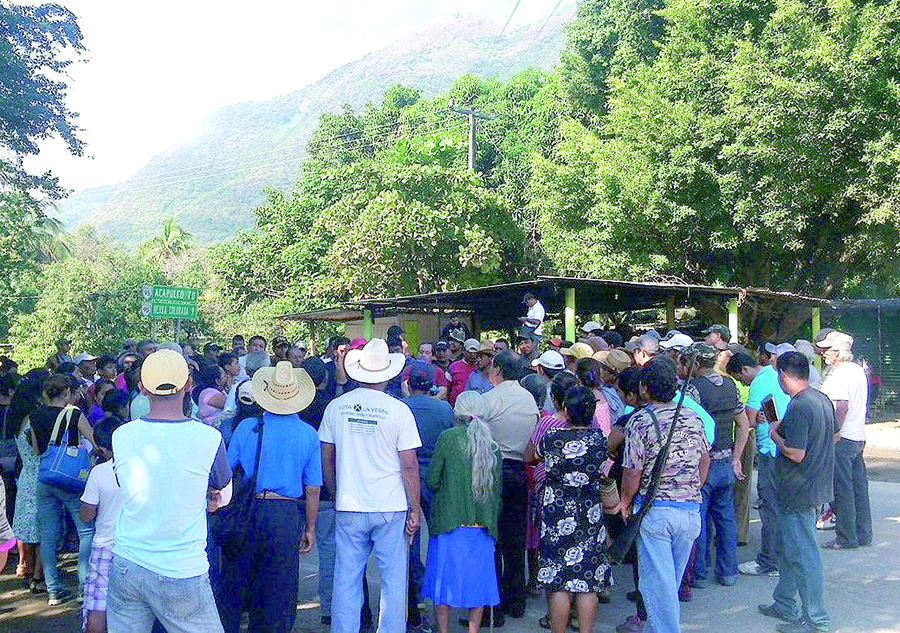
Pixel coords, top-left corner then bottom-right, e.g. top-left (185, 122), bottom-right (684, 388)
top-left (220, 361), bottom-right (322, 633)
top-left (465, 340), bottom-right (496, 395)
top-left (728, 352), bottom-right (791, 577)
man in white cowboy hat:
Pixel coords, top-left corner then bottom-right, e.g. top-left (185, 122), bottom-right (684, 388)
top-left (108, 350), bottom-right (233, 632)
top-left (319, 338), bottom-right (422, 633)
top-left (218, 361), bottom-right (322, 632)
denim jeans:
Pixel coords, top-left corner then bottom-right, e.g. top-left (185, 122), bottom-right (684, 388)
top-left (107, 556), bottom-right (223, 633)
top-left (332, 511), bottom-right (408, 633)
top-left (833, 438), bottom-right (872, 547)
top-left (408, 487), bottom-right (432, 613)
top-left (734, 440), bottom-right (756, 543)
top-left (756, 454), bottom-right (781, 570)
top-left (217, 499), bottom-right (303, 633)
top-left (36, 482), bottom-right (94, 593)
top-left (638, 505), bottom-right (701, 633)
top-left (773, 508), bottom-right (829, 630)
top-left (694, 457), bottom-right (737, 584)
top-left (316, 500), bottom-right (336, 617)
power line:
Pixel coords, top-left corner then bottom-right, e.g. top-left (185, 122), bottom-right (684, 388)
top-left (500, 0), bottom-right (523, 37)
top-left (532, 0), bottom-right (564, 43)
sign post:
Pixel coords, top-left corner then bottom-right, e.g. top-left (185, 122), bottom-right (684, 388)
top-left (141, 286), bottom-right (199, 342)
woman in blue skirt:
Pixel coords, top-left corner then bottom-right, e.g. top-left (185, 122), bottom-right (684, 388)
top-left (424, 390), bottom-right (502, 633)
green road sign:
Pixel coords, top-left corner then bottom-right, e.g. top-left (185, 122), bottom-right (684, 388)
top-left (141, 285), bottom-right (199, 321)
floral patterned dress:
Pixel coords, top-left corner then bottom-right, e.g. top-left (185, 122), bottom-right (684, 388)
top-left (13, 424), bottom-right (40, 543)
top-left (537, 426), bottom-right (611, 593)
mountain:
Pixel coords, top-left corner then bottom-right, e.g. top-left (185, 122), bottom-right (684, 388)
top-left (56, 8), bottom-right (576, 244)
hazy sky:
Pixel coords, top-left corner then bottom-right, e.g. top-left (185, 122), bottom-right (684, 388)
top-left (23, 0), bottom-right (571, 193)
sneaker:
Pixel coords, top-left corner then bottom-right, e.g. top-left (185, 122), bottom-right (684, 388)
top-left (739, 561), bottom-right (780, 577)
top-left (816, 509), bottom-right (835, 531)
top-left (616, 615), bottom-right (647, 632)
top-left (29, 579), bottom-right (47, 595)
top-left (48, 589), bottom-right (74, 606)
top-left (758, 603), bottom-right (799, 623)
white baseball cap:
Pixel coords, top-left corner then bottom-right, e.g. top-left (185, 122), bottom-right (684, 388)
top-left (659, 333), bottom-right (694, 350)
top-left (581, 321), bottom-right (602, 334)
top-left (532, 350), bottom-right (565, 371)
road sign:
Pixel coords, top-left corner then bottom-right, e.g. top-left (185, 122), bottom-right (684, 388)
top-left (141, 285), bottom-right (199, 321)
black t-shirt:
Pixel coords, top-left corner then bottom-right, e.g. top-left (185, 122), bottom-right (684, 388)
top-left (29, 405), bottom-right (80, 454)
top-left (776, 388), bottom-right (838, 512)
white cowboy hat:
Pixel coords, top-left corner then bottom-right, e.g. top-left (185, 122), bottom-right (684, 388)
top-left (344, 338), bottom-right (406, 384)
top-left (252, 361), bottom-right (315, 415)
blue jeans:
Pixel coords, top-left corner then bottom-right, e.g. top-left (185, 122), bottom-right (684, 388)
top-left (694, 457), bottom-right (737, 584)
top-left (36, 482), bottom-right (94, 593)
top-left (773, 508), bottom-right (829, 630)
top-left (316, 500), bottom-right (336, 617)
top-left (332, 511), bottom-right (408, 633)
top-left (833, 438), bottom-right (872, 547)
top-left (756, 454), bottom-right (781, 571)
top-left (107, 556), bottom-right (223, 633)
top-left (638, 505), bottom-right (701, 633)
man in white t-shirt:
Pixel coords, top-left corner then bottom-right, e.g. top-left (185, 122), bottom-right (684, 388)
top-left (319, 338), bottom-right (422, 633)
top-left (518, 292), bottom-right (545, 343)
top-left (816, 331), bottom-right (872, 549)
top-left (108, 350), bottom-right (233, 633)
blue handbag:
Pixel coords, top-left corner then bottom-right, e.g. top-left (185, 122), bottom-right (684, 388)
top-left (37, 406), bottom-right (91, 493)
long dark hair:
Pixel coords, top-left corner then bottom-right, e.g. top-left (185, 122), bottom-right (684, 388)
top-left (193, 363), bottom-right (224, 404)
top-left (12, 369), bottom-right (49, 434)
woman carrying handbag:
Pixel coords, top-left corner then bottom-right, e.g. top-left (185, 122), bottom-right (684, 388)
top-left (29, 373), bottom-right (96, 605)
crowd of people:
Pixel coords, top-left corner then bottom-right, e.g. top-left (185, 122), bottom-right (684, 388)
top-left (0, 295), bottom-right (874, 633)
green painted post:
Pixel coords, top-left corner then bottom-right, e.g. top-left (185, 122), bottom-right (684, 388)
top-left (364, 309), bottom-right (374, 340)
top-left (727, 299), bottom-right (739, 343)
top-left (811, 307), bottom-right (822, 370)
top-left (565, 288), bottom-right (576, 343)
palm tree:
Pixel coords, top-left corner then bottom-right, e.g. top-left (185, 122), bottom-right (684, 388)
top-left (145, 216), bottom-right (194, 259)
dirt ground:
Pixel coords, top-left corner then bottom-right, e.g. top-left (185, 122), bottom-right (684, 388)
top-left (1, 438), bottom-right (898, 632)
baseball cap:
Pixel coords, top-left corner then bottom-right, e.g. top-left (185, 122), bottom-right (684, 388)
top-left (349, 337), bottom-right (368, 350)
top-left (701, 324), bottom-right (732, 340)
top-left (684, 342), bottom-right (719, 365)
top-left (237, 379), bottom-right (256, 405)
top-left (659, 333), bottom-right (694, 351)
top-left (141, 350), bottom-right (190, 396)
top-left (532, 350), bottom-right (565, 371)
top-left (295, 340), bottom-right (308, 350)
top-left (434, 340), bottom-right (449, 350)
top-left (516, 328), bottom-right (535, 342)
top-left (626, 335), bottom-right (660, 354)
top-left (272, 335), bottom-right (290, 347)
top-left (815, 331), bottom-right (853, 351)
top-left (645, 329), bottom-right (662, 341)
top-left (448, 328), bottom-right (467, 343)
top-left (74, 352), bottom-right (99, 364)
top-left (477, 340), bottom-right (496, 356)
top-left (581, 321), bottom-right (602, 334)
top-left (813, 327), bottom-right (836, 344)
top-left (727, 343), bottom-right (752, 357)
top-left (765, 342), bottom-right (797, 357)
top-left (203, 342), bottom-right (220, 353)
top-left (560, 342), bottom-right (594, 359)
top-left (464, 338), bottom-right (480, 352)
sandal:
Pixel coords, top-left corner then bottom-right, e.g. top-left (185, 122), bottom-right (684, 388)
top-left (16, 563), bottom-right (30, 579)
top-left (539, 614), bottom-right (552, 630)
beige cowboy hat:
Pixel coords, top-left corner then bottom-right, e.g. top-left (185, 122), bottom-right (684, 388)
top-left (252, 361), bottom-right (316, 415)
top-left (344, 338), bottom-right (406, 384)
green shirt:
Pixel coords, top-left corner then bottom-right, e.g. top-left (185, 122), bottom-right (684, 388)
top-left (426, 426), bottom-right (502, 540)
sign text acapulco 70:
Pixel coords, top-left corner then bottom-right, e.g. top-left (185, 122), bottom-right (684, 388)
top-left (141, 285), bottom-right (199, 320)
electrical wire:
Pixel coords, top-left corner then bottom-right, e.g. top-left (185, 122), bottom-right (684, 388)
top-left (500, 0), bottom-right (523, 37)
top-left (532, 0), bottom-right (564, 43)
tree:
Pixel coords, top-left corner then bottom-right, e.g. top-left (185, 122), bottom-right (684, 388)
top-left (0, 1), bottom-right (85, 200)
top-left (531, 0), bottom-right (900, 339)
top-left (142, 216), bottom-right (194, 260)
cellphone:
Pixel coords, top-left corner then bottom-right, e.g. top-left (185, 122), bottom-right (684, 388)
top-left (761, 395), bottom-right (779, 423)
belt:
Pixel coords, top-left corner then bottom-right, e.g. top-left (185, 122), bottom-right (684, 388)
top-left (255, 491), bottom-right (300, 501)
top-left (710, 448), bottom-right (733, 461)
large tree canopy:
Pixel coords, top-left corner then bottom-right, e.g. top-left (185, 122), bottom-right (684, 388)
top-left (0, 1), bottom-right (85, 199)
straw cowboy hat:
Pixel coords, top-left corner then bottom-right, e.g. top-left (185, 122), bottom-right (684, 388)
top-left (344, 338), bottom-right (406, 384)
top-left (252, 360), bottom-right (316, 415)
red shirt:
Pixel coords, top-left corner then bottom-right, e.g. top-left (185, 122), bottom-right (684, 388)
top-left (448, 359), bottom-right (477, 406)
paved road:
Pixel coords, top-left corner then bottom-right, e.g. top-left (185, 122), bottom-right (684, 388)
top-left (3, 462), bottom-right (900, 632)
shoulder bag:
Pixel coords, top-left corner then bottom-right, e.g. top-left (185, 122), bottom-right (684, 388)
top-left (210, 413), bottom-right (264, 559)
top-left (608, 351), bottom-right (698, 564)
top-left (37, 406), bottom-right (91, 493)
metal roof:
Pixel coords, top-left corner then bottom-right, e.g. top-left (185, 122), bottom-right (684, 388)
top-left (277, 277), bottom-right (831, 326)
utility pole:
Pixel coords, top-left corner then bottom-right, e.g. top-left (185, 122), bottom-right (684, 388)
top-left (449, 105), bottom-right (496, 171)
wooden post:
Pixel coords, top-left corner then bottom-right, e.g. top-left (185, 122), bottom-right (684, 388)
top-left (811, 307), bottom-right (822, 370)
top-left (727, 299), bottom-right (739, 343)
top-left (666, 296), bottom-right (676, 331)
top-left (565, 287), bottom-right (576, 343)
top-left (363, 309), bottom-right (374, 340)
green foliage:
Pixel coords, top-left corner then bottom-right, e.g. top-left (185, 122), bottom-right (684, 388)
top-left (9, 230), bottom-right (166, 368)
top-left (141, 215), bottom-right (194, 261)
top-left (0, 1), bottom-right (84, 199)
